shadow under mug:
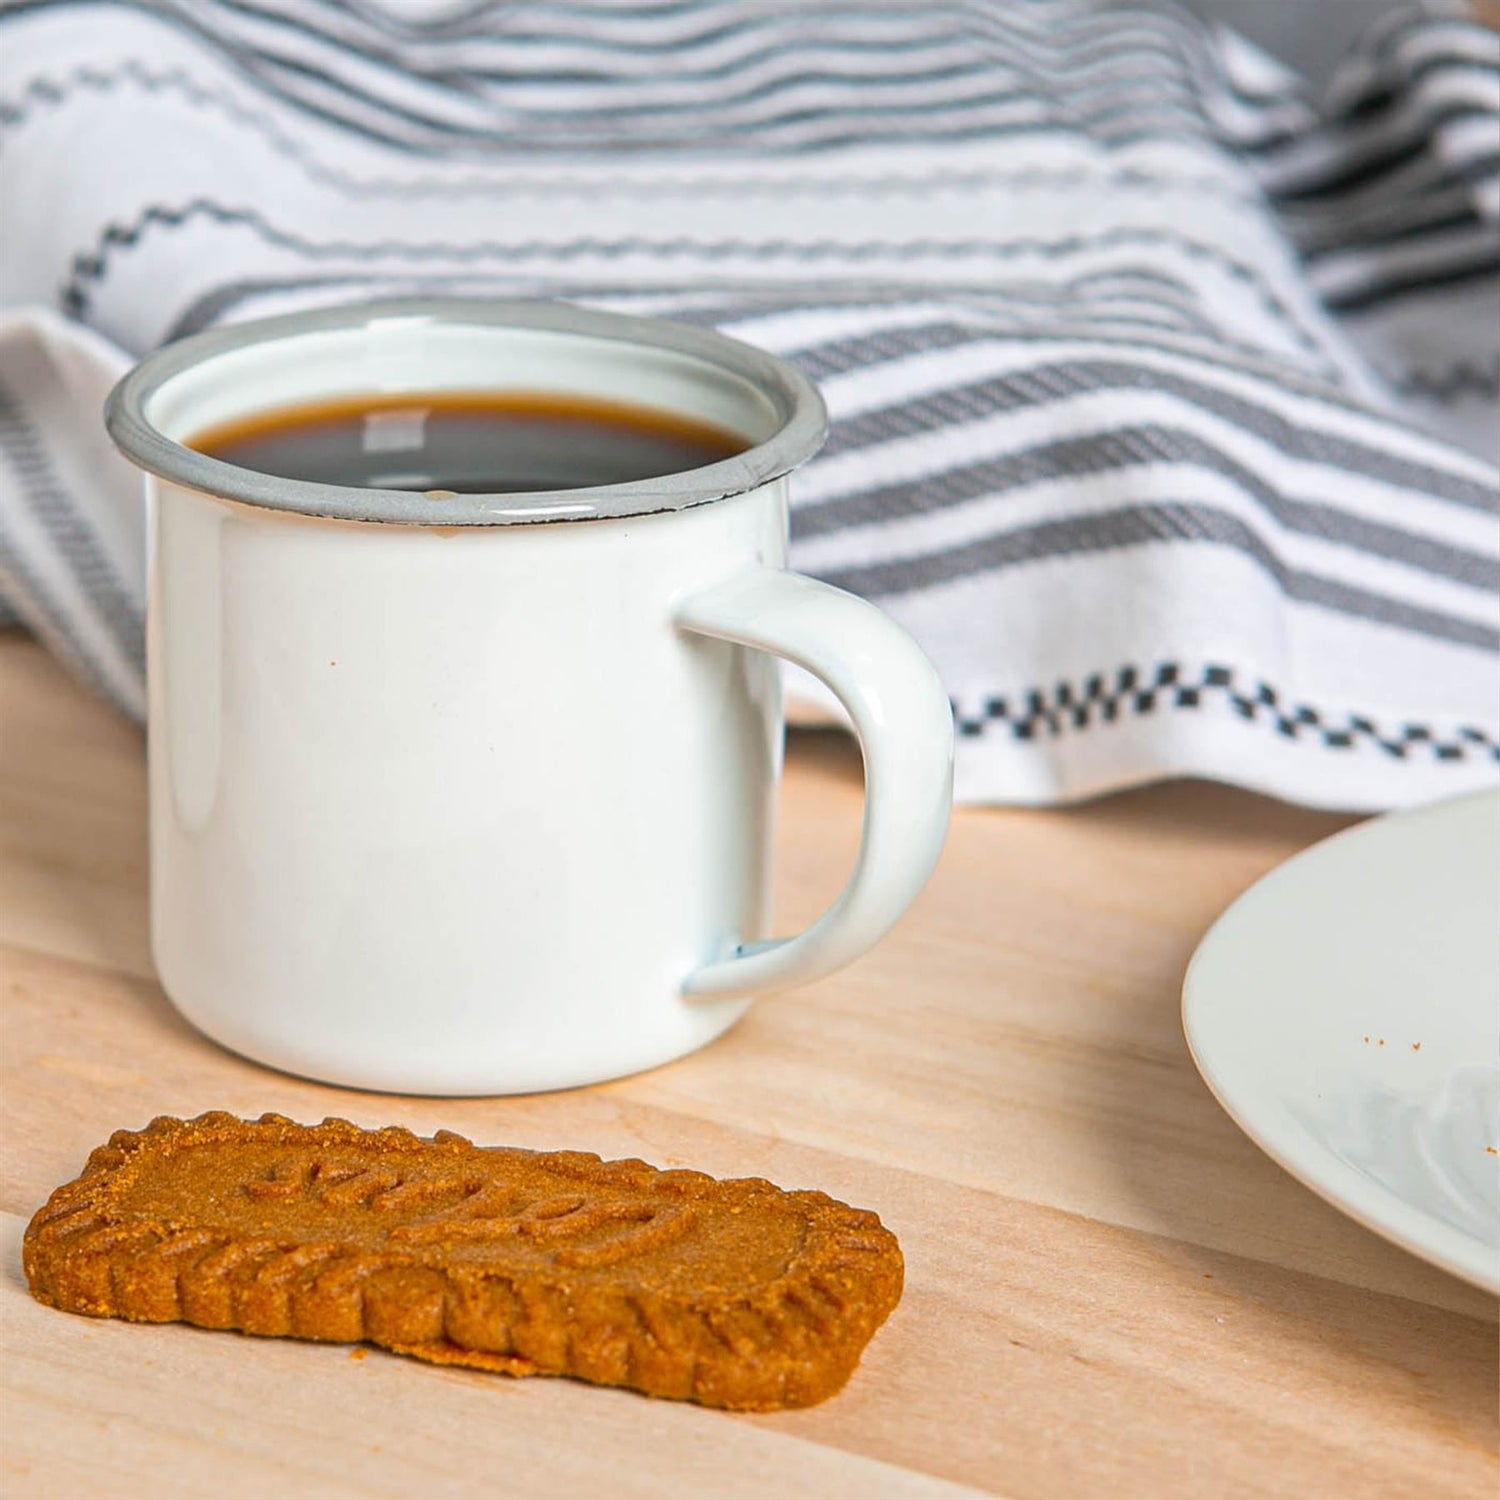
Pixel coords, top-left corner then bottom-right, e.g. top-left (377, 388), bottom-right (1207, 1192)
top-left (106, 299), bottom-right (954, 1096)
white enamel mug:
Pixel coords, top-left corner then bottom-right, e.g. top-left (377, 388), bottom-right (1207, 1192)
top-left (106, 300), bottom-right (953, 1096)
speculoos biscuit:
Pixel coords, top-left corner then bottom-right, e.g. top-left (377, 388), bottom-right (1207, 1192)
top-left (22, 1113), bottom-right (902, 1409)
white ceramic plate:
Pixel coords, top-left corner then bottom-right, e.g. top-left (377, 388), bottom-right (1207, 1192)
top-left (1184, 789), bottom-right (1500, 1292)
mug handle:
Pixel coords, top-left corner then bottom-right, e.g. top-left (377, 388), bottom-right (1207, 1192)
top-left (674, 568), bottom-right (954, 1000)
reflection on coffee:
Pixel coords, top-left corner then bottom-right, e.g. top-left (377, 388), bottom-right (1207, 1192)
top-left (188, 391), bottom-right (749, 494)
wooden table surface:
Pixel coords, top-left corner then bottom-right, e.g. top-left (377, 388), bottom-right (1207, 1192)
top-left (1, 633), bottom-right (1495, 1499)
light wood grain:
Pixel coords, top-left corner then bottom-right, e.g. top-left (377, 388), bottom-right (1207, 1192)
top-left (0, 634), bottom-right (1494, 1499)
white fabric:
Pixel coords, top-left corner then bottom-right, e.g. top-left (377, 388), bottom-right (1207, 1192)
top-left (0, 0), bottom-right (1495, 810)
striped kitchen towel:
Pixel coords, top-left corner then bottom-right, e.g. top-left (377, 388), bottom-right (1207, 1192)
top-left (0, 0), bottom-right (1495, 809)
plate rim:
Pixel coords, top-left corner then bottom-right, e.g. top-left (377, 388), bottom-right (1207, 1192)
top-left (1182, 788), bottom-right (1500, 1295)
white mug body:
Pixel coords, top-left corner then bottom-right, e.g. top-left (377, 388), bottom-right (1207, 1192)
top-left (149, 475), bottom-right (784, 1093)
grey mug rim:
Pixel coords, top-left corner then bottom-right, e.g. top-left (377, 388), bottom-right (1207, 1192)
top-left (103, 297), bottom-right (828, 526)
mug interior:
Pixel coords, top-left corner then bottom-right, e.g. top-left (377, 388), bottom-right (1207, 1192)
top-left (106, 300), bottom-right (826, 526)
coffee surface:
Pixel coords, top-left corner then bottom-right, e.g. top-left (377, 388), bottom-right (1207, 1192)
top-left (188, 391), bottom-right (748, 494)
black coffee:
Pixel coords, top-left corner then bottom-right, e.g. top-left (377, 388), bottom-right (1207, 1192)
top-left (188, 391), bottom-right (748, 494)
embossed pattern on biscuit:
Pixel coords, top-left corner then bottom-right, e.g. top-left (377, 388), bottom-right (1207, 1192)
top-left (22, 1113), bottom-right (904, 1410)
